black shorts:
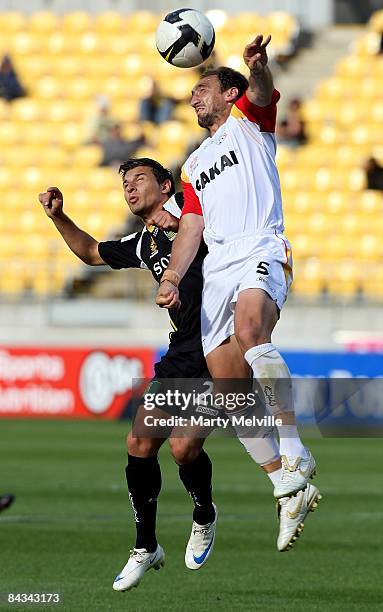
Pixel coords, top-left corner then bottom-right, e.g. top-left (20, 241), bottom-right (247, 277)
top-left (138, 345), bottom-right (218, 421)
top-left (154, 345), bottom-right (210, 379)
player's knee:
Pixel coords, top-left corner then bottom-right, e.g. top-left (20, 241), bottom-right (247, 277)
top-left (170, 440), bottom-right (201, 465)
top-left (236, 325), bottom-right (269, 351)
top-left (127, 432), bottom-right (157, 458)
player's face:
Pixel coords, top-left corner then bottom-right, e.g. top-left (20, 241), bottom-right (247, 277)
top-left (191, 76), bottom-right (227, 128)
top-left (122, 167), bottom-right (164, 215)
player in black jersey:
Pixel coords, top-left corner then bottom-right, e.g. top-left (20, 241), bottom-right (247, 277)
top-left (38, 158), bottom-right (223, 591)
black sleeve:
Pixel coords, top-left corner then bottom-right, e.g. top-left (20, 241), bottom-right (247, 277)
top-left (174, 191), bottom-right (184, 210)
top-left (98, 232), bottom-right (146, 270)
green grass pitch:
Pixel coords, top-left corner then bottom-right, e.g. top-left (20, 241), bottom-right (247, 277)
top-left (0, 420), bottom-right (382, 612)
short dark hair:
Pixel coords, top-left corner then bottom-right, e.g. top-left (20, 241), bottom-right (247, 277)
top-left (200, 66), bottom-right (249, 101)
top-left (119, 158), bottom-right (175, 196)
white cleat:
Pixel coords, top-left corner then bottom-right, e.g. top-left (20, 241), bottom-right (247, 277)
top-left (185, 505), bottom-right (217, 570)
top-left (113, 545), bottom-right (165, 592)
top-left (277, 483), bottom-right (322, 552)
top-left (274, 451), bottom-right (317, 499)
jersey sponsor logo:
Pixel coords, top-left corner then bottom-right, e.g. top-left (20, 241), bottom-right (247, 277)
top-left (149, 236), bottom-right (159, 258)
top-left (153, 254), bottom-right (172, 277)
top-left (165, 230), bottom-right (177, 241)
top-left (195, 150), bottom-right (239, 191)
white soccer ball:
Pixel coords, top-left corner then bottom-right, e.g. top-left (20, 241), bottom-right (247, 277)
top-left (156, 8), bottom-right (215, 68)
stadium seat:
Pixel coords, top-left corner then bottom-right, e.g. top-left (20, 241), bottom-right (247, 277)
top-left (94, 11), bottom-right (124, 33)
top-left (126, 11), bottom-right (157, 33)
top-left (62, 11), bottom-right (93, 33)
top-left (0, 11), bottom-right (26, 32)
top-left (29, 11), bottom-right (59, 33)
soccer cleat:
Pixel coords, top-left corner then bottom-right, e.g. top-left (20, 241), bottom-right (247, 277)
top-left (277, 483), bottom-right (322, 552)
top-left (273, 451), bottom-right (316, 499)
top-left (0, 494), bottom-right (15, 513)
top-left (185, 505), bottom-right (217, 570)
top-left (112, 545), bottom-right (165, 592)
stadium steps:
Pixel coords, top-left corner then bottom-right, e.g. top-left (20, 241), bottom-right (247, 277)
top-left (275, 26), bottom-right (363, 114)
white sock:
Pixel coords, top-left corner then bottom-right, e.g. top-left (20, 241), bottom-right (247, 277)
top-left (226, 406), bottom-right (280, 466)
top-left (278, 425), bottom-right (309, 459)
top-left (244, 343), bottom-right (307, 459)
top-left (237, 435), bottom-right (280, 466)
top-left (267, 467), bottom-right (282, 487)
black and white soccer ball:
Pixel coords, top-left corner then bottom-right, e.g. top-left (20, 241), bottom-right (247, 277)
top-left (156, 8), bottom-right (215, 68)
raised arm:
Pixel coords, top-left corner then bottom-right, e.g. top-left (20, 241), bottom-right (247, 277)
top-left (243, 34), bottom-right (274, 107)
top-left (156, 213), bottom-right (204, 309)
top-left (38, 187), bottom-right (104, 265)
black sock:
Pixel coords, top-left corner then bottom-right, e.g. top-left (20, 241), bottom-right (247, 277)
top-left (178, 449), bottom-right (215, 525)
top-left (125, 454), bottom-right (161, 553)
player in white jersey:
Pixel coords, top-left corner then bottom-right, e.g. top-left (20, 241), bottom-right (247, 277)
top-left (157, 35), bottom-right (319, 504)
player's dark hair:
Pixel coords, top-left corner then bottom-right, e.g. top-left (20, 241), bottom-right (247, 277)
top-left (200, 67), bottom-right (249, 101)
top-left (119, 158), bottom-right (175, 196)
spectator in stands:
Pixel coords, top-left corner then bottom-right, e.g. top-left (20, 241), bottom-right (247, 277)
top-left (100, 123), bottom-right (145, 167)
top-left (85, 95), bottom-right (117, 145)
top-left (0, 54), bottom-right (26, 101)
top-left (139, 78), bottom-right (175, 124)
top-left (276, 98), bottom-right (307, 148)
top-left (364, 157), bottom-right (383, 190)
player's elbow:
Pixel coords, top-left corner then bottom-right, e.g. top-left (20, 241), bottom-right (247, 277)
top-left (81, 243), bottom-right (104, 266)
top-left (180, 213), bottom-right (204, 240)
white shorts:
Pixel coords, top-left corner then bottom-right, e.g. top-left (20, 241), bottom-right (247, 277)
top-left (201, 231), bottom-right (293, 357)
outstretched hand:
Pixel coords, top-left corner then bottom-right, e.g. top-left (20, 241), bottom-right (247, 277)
top-left (243, 34), bottom-right (271, 73)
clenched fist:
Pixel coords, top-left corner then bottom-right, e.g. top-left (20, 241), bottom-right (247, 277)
top-left (147, 210), bottom-right (179, 231)
top-left (156, 280), bottom-right (181, 309)
top-left (38, 187), bottom-right (64, 219)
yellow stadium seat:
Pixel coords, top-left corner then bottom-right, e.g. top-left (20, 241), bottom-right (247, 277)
top-left (0, 272), bottom-right (27, 295)
top-left (232, 13), bottom-right (263, 33)
top-left (32, 76), bottom-right (61, 100)
top-left (58, 123), bottom-right (86, 149)
top-left (64, 78), bottom-right (96, 100)
top-left (322, 236), bottom-right (351, 260)
top-left (113, 101), bottom-right (139, 123)
top-left (62, 11), bottom-right (93, 33)
top-left (0, 168), bottom-right (15, 190)
top-left (126, 11), bottom-right (157, 33)
top-left (268, 11), bottom-right (296, 37)
top-left (94, 11), bottom-right (124, 33)
top-left (0, 122), bottom-right (23, 144)
top-left (11, 99), bottom-right (42, 122)
top-left (72, 146), bottom-right (103, 168)
top-left (336, 56), bottom-right (370, 78)
top-left (121, 54), bottom-right (146, 77)
top-left (8, 32), bottom-right (42, 55)
top-left (54, 56), bottom-right (84, 78)
top-left (353, 32), bottom-right (381, 55)
top-left (360, 190), bottom-right (383, 213)
top-left (0, 11), bottom-right (26, 32)
top-left (29, 11), bottom-right (59, 33)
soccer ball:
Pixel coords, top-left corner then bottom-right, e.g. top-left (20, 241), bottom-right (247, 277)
top-left (156, 8), bottom-right (215, 68)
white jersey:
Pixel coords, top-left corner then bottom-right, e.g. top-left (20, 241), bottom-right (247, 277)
top-left (181, 90), bottom-right (284, 243)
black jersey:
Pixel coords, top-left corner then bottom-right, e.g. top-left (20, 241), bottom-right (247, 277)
top-left (98, 193), bottom-right (207, 354)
